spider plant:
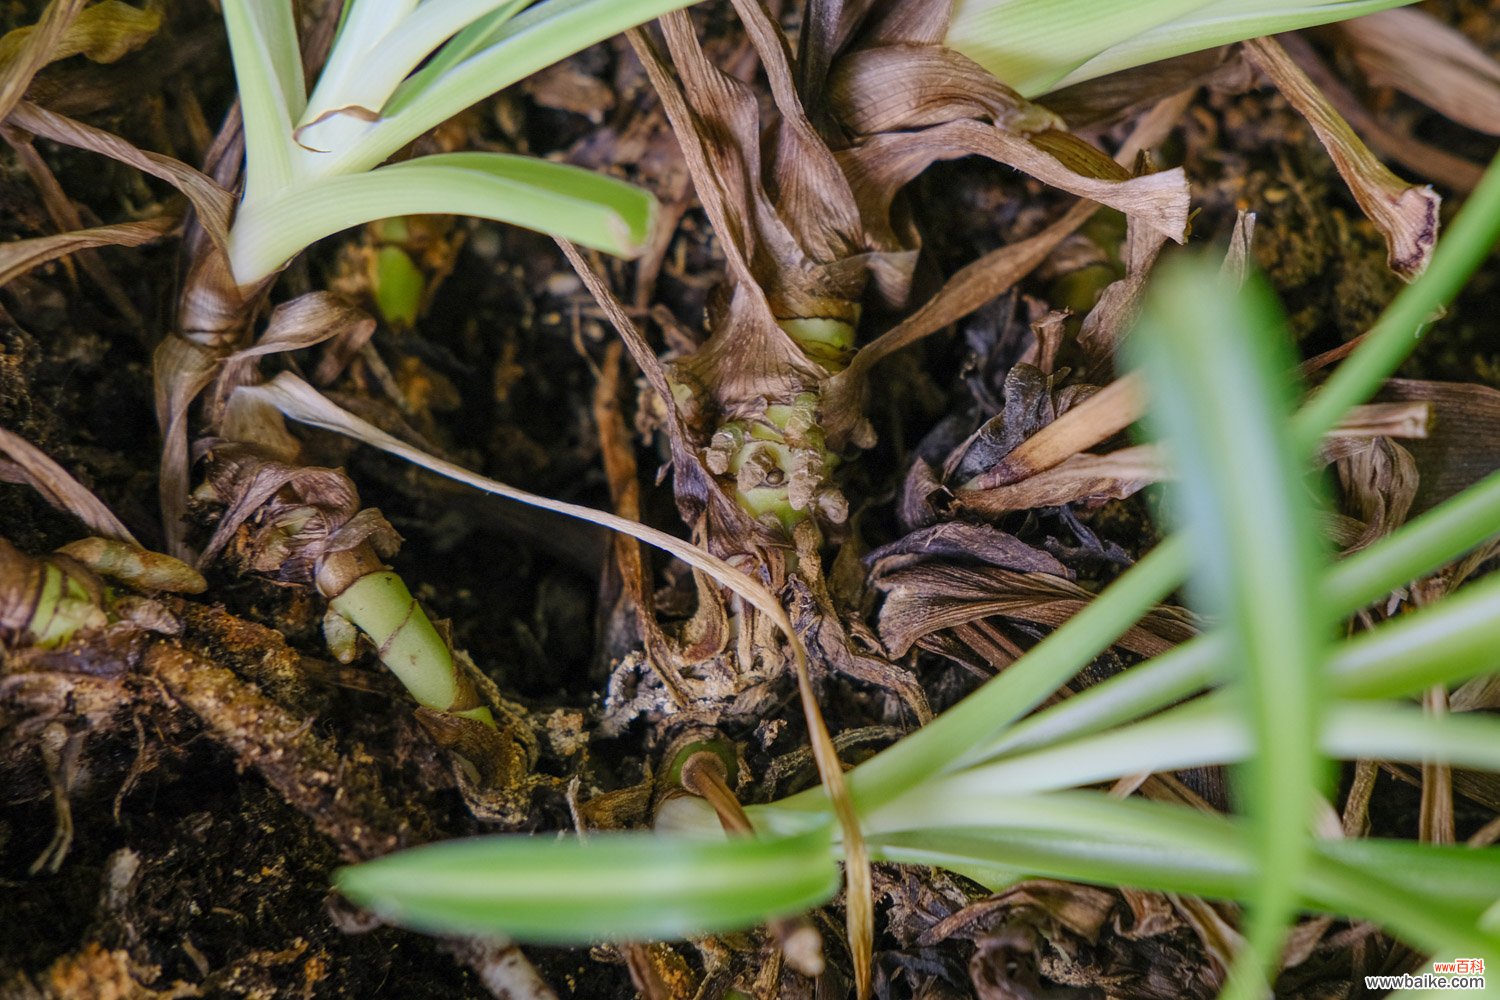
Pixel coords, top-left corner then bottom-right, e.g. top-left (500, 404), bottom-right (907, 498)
top-left (331, 144), bottom-right (1500, 992)
top-left (220, 0), bottom-right (707, 284)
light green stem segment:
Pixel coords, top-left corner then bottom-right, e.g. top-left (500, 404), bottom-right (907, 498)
top-left (330, 571), bottom-right (495, 725)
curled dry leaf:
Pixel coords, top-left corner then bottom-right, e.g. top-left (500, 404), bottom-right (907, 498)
top-left (1376, 379), bottom-right (1500, 514)
top-left (0, 0), bottom-right (84, 121)
top-left (0, 428), bottom-right (137, 543)
top-left (1335, 8), bottom-right (1500, 138)
top-left (1276, 32), bottom-right (1485, 193)
top-left (6, 100), bottom-right (233, 253)
top-left (957, 444), bottom-right (1169, 517)
top-left (864, 522), bottom-right (1071, 580)
top-left (1242, 36), bottom-right (1439, 280)
top-left (197, 443), bottom-right (393, 585)
top-left (839, 120), bottom-right (1189, 249)
top-left (0, 213), bottom-right (179, 288)
top-left (1075, 210), bottom-right (1170, 365)
top-left (873, 560), bottom-right (1194, 663)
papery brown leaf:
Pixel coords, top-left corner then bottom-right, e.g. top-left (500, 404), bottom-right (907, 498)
top-left (864, 522), bottom-right (1070, 579)
top-left (856, 0), bottom-right (949, 46)
top-left (837, 201), bottom-right (1098, 383)
top-left (1376, 379), bottom-right (1500, 514)
top-left (1217, 211), bottom-right (1257, 288)
top-left (0, 212), bottom-right (178, 288)
top-left (0, 428), bottom-right (137, 543)
top-left (0, 0), bottom-right (84, 121)
top-left (727, 0), bottom-right (865, 266)
top-left (1419, 686), bottom-right (1455, 845)
top-left (7, 100), bottom-right (233, 253)
top-left (154, 334), bottom-right (227, 559)
top-left (1, 124), bottom-right (143, 321)
top-left (946, 364), bottom-right (1063, 485)
top-left (791, 523), bottom-right (932, 724)
top-left (0, 536), bottom-right (53, 640)
top-left (830, 44), bottom-right (1059, 136)
top-left (873, 562), bottom-right (1193, 660)
top-left (1278, 32), bottom-right (1485, 193)
top-left (1336, 8), bottom-right (1500, 138)
top-left (956, 444), bottom-right (1167, 516)
top-left (216, 291), bottom-right (376, 415)
top-left (965, 402), bottom-right (1427, 517)
top-left (1322, 400), bottom-right (1430, 441)
top-left (1243, 36), bottom-right (1439, 280)
top-left (966, 376), bottom-right (1145, 491)
top-left (837, 119), bottom-right (1189, 249)
top-left (0, 1), bottom-right (159, 71)
top-left (628, 23), bottom-right (830, 424)
top-left (196, 442), bottom-right (388, 586)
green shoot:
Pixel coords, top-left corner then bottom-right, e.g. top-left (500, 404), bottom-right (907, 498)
top-left (220, 0), bottom-right (699, 284)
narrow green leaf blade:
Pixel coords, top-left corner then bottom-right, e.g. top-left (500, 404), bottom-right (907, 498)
top-left (342, 0), bottom-right (700, 173)
top-left (865, 792), bottom-right (1500, 959)
top-left (219, 0), bottom-right (305, 197)
top-left (946, 0), bottom-right (1420, 97)
top-left (1126, 258), bottom-right (1331, 994)
top-left (335, 827), bottom-right (839, 943)
top-left (228, 152), bottom-right (656, 284)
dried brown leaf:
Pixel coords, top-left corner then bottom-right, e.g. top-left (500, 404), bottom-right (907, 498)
top-left (956, 444), bottom-right (1167, 516)
top-left (0, 428), bottom-right (137, 543)
top-left (1377, 379), bottom-right (1500, 514)
top-left (1075, 212), bottom-right (1170, 363)
top-left (864, 522), bottom-right (1070, 579)
top-left (1336, 8), bottom-right (1500, 138)
top-left (1243, 36), bottom-right (1439, 279)
top-left (968, 376), bottom-right (1146, 491)
top-left (830, 44), bottom-right (1057, 136)
top-left (1332, 437), bottom-right (1420, 551)
top-left (0, 0), bottom-right (84, 121)
top-left (7, 100), bottom-right (233, 253)
top-left (873, 562), bottom-right (1193, 661)
top-left (0, 212), bottom-right (178, 288)
top-left (1278, 32), bottom-right (1485, 193)
top-left (1218, 211), bottom-right (1257, 289)
top-left (838, 119), bottom-right (1189, 250)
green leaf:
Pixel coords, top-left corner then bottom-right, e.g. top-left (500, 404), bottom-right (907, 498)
top-left (301, 0), bottom-right (530, 138)
top-left (335, 826), bottom-right (839, 943)
top-left (1126, 259), bottom-right (1330, 995)
top-left (228, 152), bottom-right (657, 284)
top-left (865, 792), bottom-right (1500, 959)
top-left (882, 695), bottom-right (1500, 802)
top-left (219, 0), bottom-right (304, 199)
top-left (946, 0), bottom-right (1419, 97)
top-left (333, 0), bottom-right (702, 175)
top-left (971, 555), bottom-right (1500, 764)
